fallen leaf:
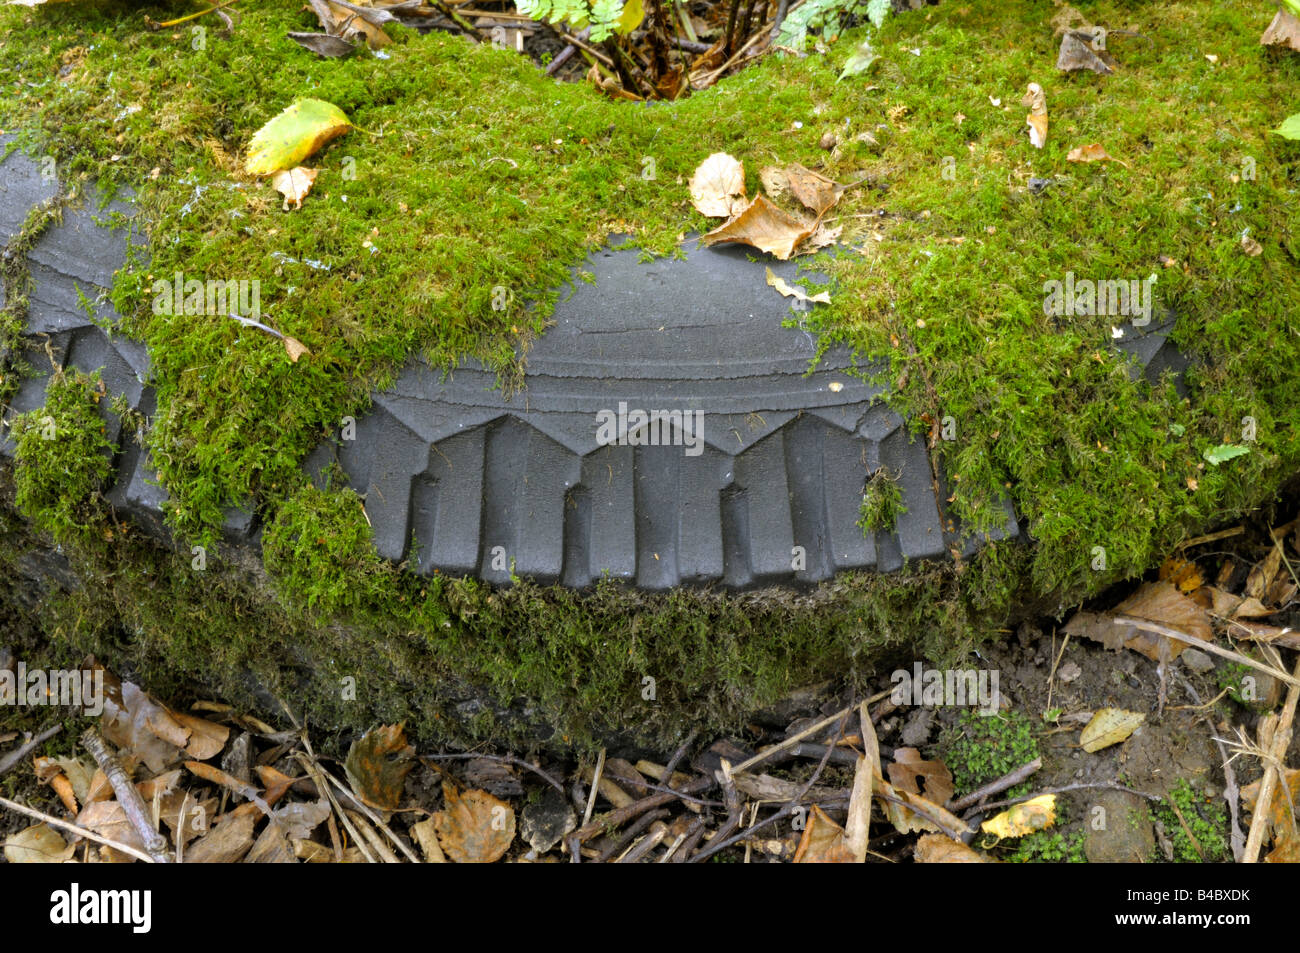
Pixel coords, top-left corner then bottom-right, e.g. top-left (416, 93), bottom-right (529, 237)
top-left (914, 832), bottom-right (988, 863)
top-left (245, 99), bottom-right (353, 176)
top-left (288, 32), bottom-right (359, 58)
top-left (1246, 546), bottom-right (1283, 601)
top-left (433, 783), bottom-right (515, 863)
top-left (344, 723), bottom-right (415, 811)
top-left (3, 824), bottom-right (74, 863)
top-left (839, 39), bottom-right (878, 80)
top-left (1242, 767), bottom-right (1300, 849)
top-left (699, 194), bottom-right (814, 260)
top-left (1158, 557), bottom-right (1203, 593)
top-left (411, 817), bottom-right (447, 862)
top-left (1066, 142), bottom-right (1128, 167)
top-left (1241, 235), bottom-right (1264, 257)
top-left (1274, 113), bottom-right (1300, 140)
top-left (886, 747), bottom-right (954, 807)
top-left (184, 809), bottom-right (257, 863)
top-left (283, 336), bottom-right (312, 363)
top-left (843, 699), bottom-right (880, 863)
top-left (793, 804), bottom-right (856, 863)
top-left (76, 800), bottom-right (149, 857)
top-left (272, 167), bottom-right (319, 211)
top-left (981, 794), bottom-right (1057, 839)
top-left (689, 152), bottom-right (746, 218)
top-left (1111, 580), bottom-right (1213, 660)
top-left (765, 267), bottom-right (831, 306)
top-left (1080, 708), bottom-right (1145, 753)
top-left (784, 163), bottom-right (845, 216)
top-left (1056, 30), bottom-right (1114, 74)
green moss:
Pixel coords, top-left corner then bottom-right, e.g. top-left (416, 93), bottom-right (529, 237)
top-left (858, 465), bottom-right (906, 534)
top-left (1150, 778), bottom-right (1229, 863)
top-left (939, 709), bottom-right (1040, 798)
top-left (1007, 828), bottom-right (1087, 864)
top-left (10, 368), bottom-right (116, 540)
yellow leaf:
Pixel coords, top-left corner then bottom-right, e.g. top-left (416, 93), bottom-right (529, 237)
top-left (1080, 708), bottom-right (1145, 753)
top-left (245, 99), bottom-right (353, 176)
top-left (766, 267), bottom-right (831, 305)
top-left (980, 794), bottom-right (1057, 840)
top-left (615, 0), bottom-right (645, 35)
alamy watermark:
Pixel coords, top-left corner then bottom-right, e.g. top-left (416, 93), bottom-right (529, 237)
top-left (890, 663), bottom-right (1000, 715)
top-left (0, 664), bottom-right (104, 717)
top-left (151, 271), bottom-right (260, 320)
top-left (1042, 271), bottom-right (1156, 325)
top-left (595, 401), bottom-right (704, 457)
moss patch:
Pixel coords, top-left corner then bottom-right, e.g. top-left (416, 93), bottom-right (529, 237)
top-left (10, 367), bottom-right (116, 540)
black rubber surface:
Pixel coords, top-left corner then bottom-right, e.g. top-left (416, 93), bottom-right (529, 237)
top-left (2, 138), bottom-right (1196, 589)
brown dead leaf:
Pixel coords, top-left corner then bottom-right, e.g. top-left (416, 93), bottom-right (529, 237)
top-left (271, 166), bottom-right (319, 211)
top-left (1204, 586), bottom-right (1274, 620)
top-left (793, 804), bottom-right (856, 863)
top-left (1246, 546), bottom-right (1283, 601)
top-left (1066, 142), bottom-right (1128, 167)
top-left (699, 194), bottom-right (814, 260)
top-left (411, 817), bottom-right (447, 862)
top-left (185, 809), bottom-right (258, 863)
top-left (886, 747), bottom-right (954, 807)
top-left (172, 711), bottom-right (229, 761)
top-left (3, 824), bottom-right (75, 864)
top-left (1112, 580), bottom-right (1213, 661)
top-left (1242, 767), bottom-right (1300, 851)
top-left (76, 800), bottom-right (149, 857)
top-left (689, 152), bottom-right (746, 218)
top-left (1057, 30), bottom-right (1114, 73)
top-left (433, 783), bottom-right (515, 863)
top-left (784, 164), bottom-right (845, 216)
top-left (914, 832), bottom-right (988, 863)
top-left (283, 336), bottom-right (311, 363)
top-left (1261, 9), bottom-right (1300, 51)
top-left (344, 723), bottom-right (415, 811)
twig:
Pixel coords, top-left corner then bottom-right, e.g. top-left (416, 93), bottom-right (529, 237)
top-left (423, 752), bottom-right (565, 795)
top-left (1112, 616), bottom-right (1300, 688)
top-left (148, 0), bottom-right (240, 29)
top-left (582, 748), bottom-right (606, 830)
top-left (691, 711), bottom-right (850, 862)
top-left (567, 776), bottom-right (714, 859)
top-left (595, 808), bottom-right (667, 862)
top-left (0, 724), bottom-right (62, 777)
top-left (318, 763), bottom-right (420, 863)
top-left (731, 689), bottom-right (891, 776)
top-left (546, 44), bottom-right (577, 74)
top-left (295, 752), bottom-right (377, 864)
top-left (80, 729), bottom-right (172, 863)
top-left (1045, 630), bottom-right (1068, 715)
top-left (948, 758), bottom-right (1043, 813)
top-left (963, 782), bottom-right (1162, 820)
top-left (1243, 656), bottom-right (1300, 863)
top-left (0, 794), bottom-right (155, 863)
top-left (1178, 526), bottom-right (1244, 550)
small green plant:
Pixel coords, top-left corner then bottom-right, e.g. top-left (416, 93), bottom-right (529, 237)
top-left (1218, 661), bottom-right (1256, 706)
top-left (858, 466), bottom-right (907, 534)
top-left (1007, 829), bottom-right (1087, 863)
top-left (10, 368), bottom-right (115, 541)
top-left (939, 710), bottom-right (1040, 798)
top-left (516, 0), bottom-right (643, 42)
top-left (1150, 779), bottom-right (1229, 863)
top-left (777, 0), bottom-right (889, 50)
